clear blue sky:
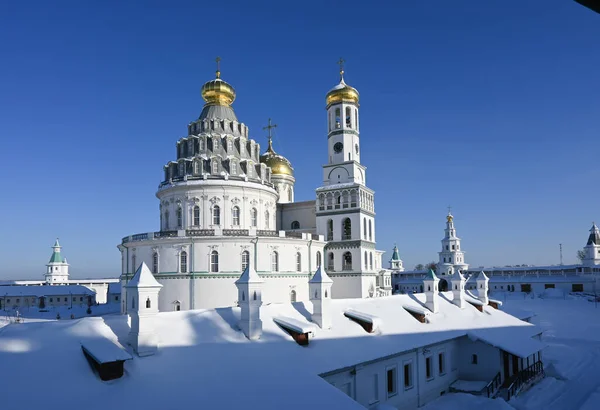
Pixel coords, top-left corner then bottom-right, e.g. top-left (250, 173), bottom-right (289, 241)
top-left (1, 0), bottom-right (599, 279)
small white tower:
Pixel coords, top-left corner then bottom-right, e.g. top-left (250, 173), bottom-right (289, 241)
top-left (583, 222), bottom-right (600, 266)
top-left (423, 269), bottom-right (440, 313)
top-left (389, 244), bottom-right (404, 271)
top-left (475, 271), bottom-right (489, 305)
top-left (45, 239), bottom-right (70, 284)
top-left (125, 262), bottom-right (163, 357)
top-left (450, 270), bottom-right (466, 309)
top-left (235, 256), bottom-right (264, 340)
top-left (309, 266), bottom-right (333, 329)
top-left (437, 212), bottom-right (469, 276)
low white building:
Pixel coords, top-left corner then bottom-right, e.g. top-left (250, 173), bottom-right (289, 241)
top-left (393, 217), bottom-right (600, 295)
top-left (0, 240), bottom-right (119, 304)
top-left (0, 285), bottom-right (95, 310)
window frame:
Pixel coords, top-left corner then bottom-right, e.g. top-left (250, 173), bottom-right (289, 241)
top-left (425, 355), bottom-right (434, 380)
top-left (403, 360), bottom-right (414, 390)
top-left (438, 351), bottom-right (446, 376)
top-left (386, 365), bottom-right (398, 398)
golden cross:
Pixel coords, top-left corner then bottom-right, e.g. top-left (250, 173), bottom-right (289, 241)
top-left (447, 205), bottom-right (452, 214)
top-left (337, 57), bottom-right (345, 78)
top-left (215, 56), bottom-right (221, 78)
top-left (263, 118), bottom-right (277, 139)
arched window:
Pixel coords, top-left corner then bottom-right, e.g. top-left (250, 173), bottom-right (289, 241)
top-left (164, 211), bottom-right (169, 230)
top-left (342, 218), bottom-right (352, 240)
top-left (131, 297), bottom-right (135, 309)
top-left (152, 252), bottom-right (159, 274)
top-left (132, 255), bottom-right (136, 272)
top-left (355, 108), bottom-right (358, 130)
top-left (180, 251), bottom-right (187, 273)
top-left (316, 251), bottom-right (322, 268)
top-left (212, 160), bottom-right (219, 174)
top-left (363, 218), bottom-right (367, 239)
top-left (325, 289), bottom-right (328, 298)
top-left (231, 161), bottom-right (237, 174)
top-left (212, 137), bottom-right (219, 149)
top-left (193, 205), bottom-right (200, 226)
top-left (343, 252), bottom-right (352, 271)
top-left (327, 219), bottom-right (333, 241)
top-left (296, 252), bottom-right (301, 272)
top-left (210, 250), bottom-right (219, 272)
top-left (291, 221), bottom-right (300, 230)
top-left (334, 192), bottom-right (341, 209)
top-left (232, 206), bottom-right (240, 226)
top-left (174, 301), bottom-right (181, 311)
top-left (328, 252), bottom-right (334, 271)
top-left (271, 251), bottom-right (279, 272)
top-left (253, 290), bottom-right (257, 300)
top-left (345, 106), bottom-right (351, 128)
top-left (288, 187), bottom-right (292, 202)
top-left (369, 252), bottom-right (373, 270)
top-left (212, 205), bottom-right (221, 225)
top-left (146, 298), bottom-right (151, 309)
top-left (265, 211), bottom-right (270, 229)
top-left (199, 138), bottom-right (204, 151)
top-left (250, 208), bottom-right (257, 227)
top-left (193, 161), bottom-right (199, 175)
top-left (177, 206), bottom-right (183, 229)
top-left (368, 220), bottom-right (372, 241)
top-left (364, 251), bottom-right (368, 270)
top-left (241, 250), bottom-right (250, 271)
top-left (241, 291), bottom-right (245, 301)
top-left (335, 108), bottom-right (341, 128)
top-left (290, 290), bottom-right (297, 303)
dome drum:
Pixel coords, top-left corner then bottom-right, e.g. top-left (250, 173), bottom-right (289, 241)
top-left (189, 118), bottom-right (249, 138)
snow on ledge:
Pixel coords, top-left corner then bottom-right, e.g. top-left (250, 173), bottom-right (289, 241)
top-left (488, 298), bottom-right (503, 306)
top-left (273, 316), bottom-right (315, 335)
top-left (80, 339), bottom-right (132, 364)
top-left (402, 304), bottom-right (430, 316)
top-left (344, 308), bottom-right (382, 332)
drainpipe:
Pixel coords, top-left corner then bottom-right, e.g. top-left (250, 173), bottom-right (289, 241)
top-left (251, 237), bottom-right (259, 270)
top-left (308, 238), bottom-right (313, 274)
top-left (190, 237), bottom-right (195, 310)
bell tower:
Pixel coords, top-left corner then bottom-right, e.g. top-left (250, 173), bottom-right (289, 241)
top-left (316, 60), bottom-right (381, 299)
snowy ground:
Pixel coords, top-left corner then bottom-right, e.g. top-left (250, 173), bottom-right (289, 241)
top-left (424, 291), bottom-right (600, 410)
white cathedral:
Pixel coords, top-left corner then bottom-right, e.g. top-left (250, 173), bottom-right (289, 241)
top-left (118, 61), bottom-right (392, 313)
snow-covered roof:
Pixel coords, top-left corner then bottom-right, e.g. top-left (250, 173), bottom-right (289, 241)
top-left (108, 282), bottom-right (121, 294)
top-left (235, 262), bottom-right (263, 284)
top-left (81, 339), bottom-right (132, 363)
top-left (125, 262), bottom-right (162, 288)
top-left (468, 328), bottom-right (544, 358)
top-left (0, 293), bottom-right (543, 410)
top-left (0, 285), bottom-right (95, 297)
top-left (467, 275), bottom-right (596, 284)
top-left (309, 266), bottom-right (332, 284)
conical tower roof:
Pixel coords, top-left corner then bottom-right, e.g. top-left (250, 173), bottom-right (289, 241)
top-left (390, 244), bottom-right (400, 261)
top-left (425, 269), bottom-right (439, 281)
top-left (309, 266), bottom-right (333, 284)
top-left (126, 262), bottom-right (162, 288)
top-left (236, 262), bottom-right (263, 284)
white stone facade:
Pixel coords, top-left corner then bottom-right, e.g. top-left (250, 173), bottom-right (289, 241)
top-left (118, 68), bottom-right (387, 312)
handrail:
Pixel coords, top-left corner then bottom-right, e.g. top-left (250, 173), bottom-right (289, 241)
top-left (507, 361), bottom-right (544, 400)
top-left (485, 372), bottom-right (502, 398)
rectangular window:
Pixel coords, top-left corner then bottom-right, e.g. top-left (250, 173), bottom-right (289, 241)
top-left (370, 373), bottom-right (379, 404)
top-left (386, 367), bottom-right (397, 397)
top-left (471, 354), bottom-right (478, 364)
top-left (403, 362), bottom-right (413, 389)
top-left (438, 352), bottom-right (446, 375)
top-left (572, 284), bottom-right (583, 292)
top-left (16, 298), bottom-right (20, 303)
top-left (426, 356), bottom-right (433, 379)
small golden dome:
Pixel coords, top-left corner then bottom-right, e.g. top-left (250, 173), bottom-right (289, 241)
top-left (326, 77), bottom-right (359, 106)
top-left (201, 69), bottom-right (236, 106)
top-left (447, 214), bottom-right (454, 223)
top-left (260, 139), bottom-right (294, 176)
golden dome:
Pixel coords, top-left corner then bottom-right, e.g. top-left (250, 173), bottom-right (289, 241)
top-left (326, 77), bottom-right (359, 106)
top-left (447, 214), bottom-right (454, 223)
top-left (260, 138), bottom-right (294, 176)
top-left (201, 69), bottom-right (236, 106)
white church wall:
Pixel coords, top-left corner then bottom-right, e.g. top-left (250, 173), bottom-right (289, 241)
top-left (329, 275), bottom-right (363, 299)
top-left (277, 200), bottom-right (317, 232)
